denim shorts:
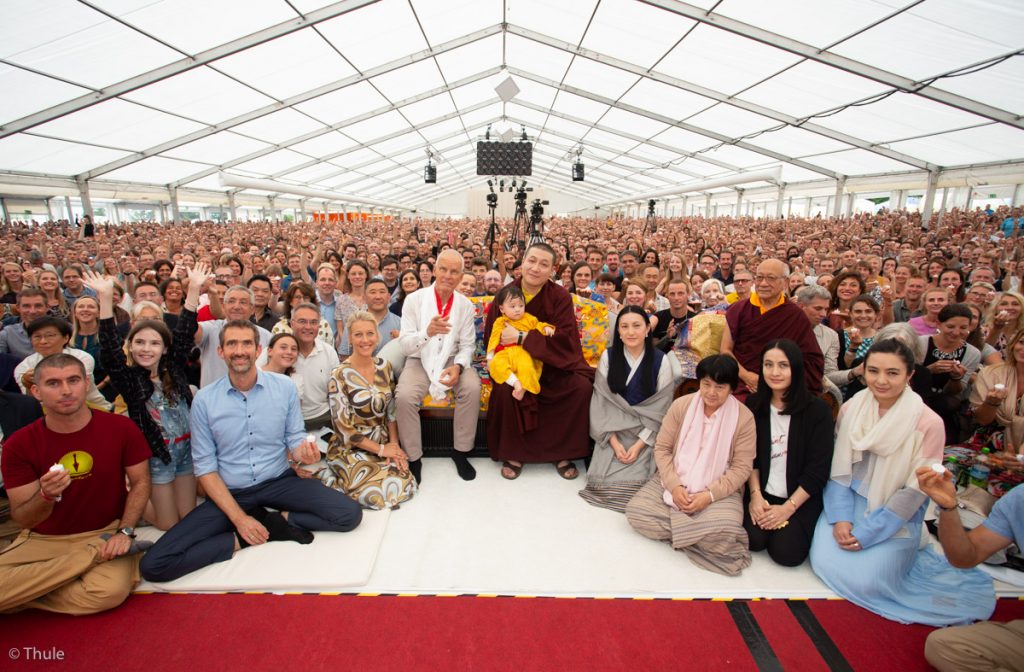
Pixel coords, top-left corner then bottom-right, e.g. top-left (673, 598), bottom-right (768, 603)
top-left (149, 439), bottom-right (193, 485)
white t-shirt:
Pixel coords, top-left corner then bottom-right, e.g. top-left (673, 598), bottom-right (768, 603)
top-left (766, 405), bottom-right (791, 499)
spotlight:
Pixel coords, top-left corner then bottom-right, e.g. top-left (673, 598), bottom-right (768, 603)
top-left (572, 144), bottom-right (584, 182)
top-left (520, 125), bottom-right (528, 142)
top-left (499, 179), bottom-right (505, 192)
top-left (424, 149), bottom-right (436, 184)
top-left (485, 124), bottom-right (492, 141)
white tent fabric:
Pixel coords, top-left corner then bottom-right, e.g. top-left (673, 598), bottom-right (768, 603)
top-left (0, 0), bottom-right (1021, 211)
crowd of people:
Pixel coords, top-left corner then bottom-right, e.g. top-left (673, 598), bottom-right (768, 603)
top-left (1, 204), bottom-right (1023, 670)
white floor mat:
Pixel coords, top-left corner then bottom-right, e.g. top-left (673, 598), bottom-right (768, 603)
top-left (134, 508), bottom-right (390, 594)
top-left (355, 458), bottom-right (1024, 599)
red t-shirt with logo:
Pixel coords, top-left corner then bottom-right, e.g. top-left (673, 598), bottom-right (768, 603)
top-left (1, 412), bottom-right (151, 535)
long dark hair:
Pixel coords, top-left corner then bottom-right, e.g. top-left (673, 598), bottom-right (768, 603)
top-left (607, 305), bottom-right (657, 400)
top-left (126, 319), bottom-right (182, 405)
top-left (395, 269), bottom-right (421, 304)
top-left (748, 339), bottom-right (813, 415)
top-left (828, 271), bottom-right (866, 310)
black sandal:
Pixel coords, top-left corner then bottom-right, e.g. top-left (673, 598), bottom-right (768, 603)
top-left (555, 460), bottom-right (578, 480)
top-left (501, 461), bottom-right (523, 480)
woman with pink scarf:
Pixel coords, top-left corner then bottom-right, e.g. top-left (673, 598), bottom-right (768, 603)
top-left (625, 355), bottom-right (755, 576)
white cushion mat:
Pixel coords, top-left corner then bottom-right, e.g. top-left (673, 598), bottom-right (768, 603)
top-left (354, 458), bottom-right (1024, 599)
top-left (134, 507), bottom-right (390, 594)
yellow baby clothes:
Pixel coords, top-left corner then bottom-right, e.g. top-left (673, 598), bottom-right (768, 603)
top-left (487, 314), bottom-right (553, 395)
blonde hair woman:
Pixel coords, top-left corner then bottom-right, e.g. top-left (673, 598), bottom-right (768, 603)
top-left (984, 290), bottom-right (1024, 356)
top-left (37, 269), bottom-right (70, 319)
top-left (969, 329), bottom-right (1024, 455)
top-left (314, 310), bottom-right (417, 509)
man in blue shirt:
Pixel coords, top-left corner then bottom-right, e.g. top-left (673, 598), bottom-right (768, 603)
top-left (140, 320), bottom-right (361, 583)
top-left (917, 467), bottom-right (1023, 671)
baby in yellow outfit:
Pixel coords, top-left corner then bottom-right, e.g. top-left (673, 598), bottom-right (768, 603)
top-left (488, 285), bottom-right (554, 400)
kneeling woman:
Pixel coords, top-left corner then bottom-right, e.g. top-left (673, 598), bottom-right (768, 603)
top-left (581, 306), bottom-right (681, 512)
top-left (625, 355), bottom-right (755, 576)
top-left (316, 311), bottom-right (416, 509)
top-left (744, 339), bottom-right (834, 566)
top-left (809, 339), bottom-right (994, 626)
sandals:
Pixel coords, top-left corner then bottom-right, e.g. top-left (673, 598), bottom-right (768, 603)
top-left (555, 460), bottom-right (579, 480)
top-left (501, 461), bottom-right (523, 480)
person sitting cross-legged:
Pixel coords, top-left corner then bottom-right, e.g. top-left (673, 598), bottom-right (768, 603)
top-left (0, 354), bottom-right (151, 614)
top-left (139, 320), bottom-right (362, 584)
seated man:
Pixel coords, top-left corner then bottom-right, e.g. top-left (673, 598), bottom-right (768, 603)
top-left (793, 285), bottom-right (842, 404)
top-left (720, 259), bottom-right (823, 399)
top-left (0, 288), bottom-right (48, 361)
top-left (0, 354), bottom-right (151, 614)
top-left (15, 316), bottom-right (112, 411)
top-left (140, 321), bottom-right (361, 583)
top-left (259, 303), bottom-right (338, 431)
top-left (396, 250), bottom-right (480, 483)
top-left (917, 469), bottom-right (1023, 672)
top-left (484, 243), bottom-right (595, 480)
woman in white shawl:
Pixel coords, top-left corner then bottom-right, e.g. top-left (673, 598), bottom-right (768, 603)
top-left (581, 306), bottom-right (681, 512)
top-left (809, 339), bottom-right (995, 626)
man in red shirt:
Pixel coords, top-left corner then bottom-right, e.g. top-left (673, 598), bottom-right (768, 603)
top-left (0, 353), bottom-right (151, 614)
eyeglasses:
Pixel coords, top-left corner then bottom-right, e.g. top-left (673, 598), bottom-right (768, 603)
top-left (734, 278), bottom-right (753, 283)
top-left (754, 275), bottom-right (783, 283)
top-left (31, 332), bottom-right (63, 342)
top-left (292, 319), bottom-right (319, 327)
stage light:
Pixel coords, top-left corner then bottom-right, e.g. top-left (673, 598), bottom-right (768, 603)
top-left (520, 125), bottom-right (528, 142)
top-left (572, 161), bottom-right (584, 182)
top-left (424, 149), bottom-right (437, 184)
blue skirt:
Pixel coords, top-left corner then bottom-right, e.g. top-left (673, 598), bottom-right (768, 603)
top-left (809, 494), bottom-right (995, 626)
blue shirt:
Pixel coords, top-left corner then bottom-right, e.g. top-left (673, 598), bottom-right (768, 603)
top-left (982, 485), bottom-right (1023, 546)
top-left (190, 369), bottom-right (305, 490)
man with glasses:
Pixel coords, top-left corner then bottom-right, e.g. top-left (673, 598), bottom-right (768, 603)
top-left (194, 286), bottom-right (271, 388)
top-left (260, 303), bottom-right (338, 431)
top-left (726, 269), bottom-right (754, 304)
top-left (719, 259), bottom-right (824, 399)
top-left (246, 275), bottom-right (278, 332)
top-left (13, 317), bottom-right (111, 410)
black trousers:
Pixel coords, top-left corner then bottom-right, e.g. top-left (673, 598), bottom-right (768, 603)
top-left (742, 490), bottom-right (822, 567)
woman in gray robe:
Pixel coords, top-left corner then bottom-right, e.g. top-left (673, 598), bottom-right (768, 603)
top-left (581, 306), bottom-right (682, 512)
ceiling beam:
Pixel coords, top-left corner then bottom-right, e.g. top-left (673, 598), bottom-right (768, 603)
top-left (640, 0), bottom-right (1024, 130)
top-left (78, 25), bottom-right (505, 180)
top-left (506, 67), bottom-right (840, 178)
top-left (506, 23), bottom-right (935, 171)
top-left (0, 0), bottom-right (381, 139)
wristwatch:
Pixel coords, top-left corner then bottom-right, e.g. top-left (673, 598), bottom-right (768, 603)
top-left (937, 501), bottom-right (960, 514)
top-left (117, 527), bottom-right (137, 539)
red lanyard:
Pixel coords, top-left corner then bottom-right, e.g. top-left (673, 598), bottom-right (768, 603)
top-left (435, 290), bottom-right (454, 319)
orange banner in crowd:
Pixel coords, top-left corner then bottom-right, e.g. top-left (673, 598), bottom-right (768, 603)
top-left (312, 212), bottom-right (391, 223)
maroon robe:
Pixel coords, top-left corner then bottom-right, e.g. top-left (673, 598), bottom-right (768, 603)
top-left (484, 280), bottom-right (595, 462)
top-left (725, 298), bottom-right (824, 398)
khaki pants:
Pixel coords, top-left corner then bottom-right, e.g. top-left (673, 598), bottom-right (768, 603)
top-left (396, 357), bottom-right (481, 461)
top-left (925, 620), bottom-right (1024, 672)
top-left (0, 521), bottom-right (139, 615)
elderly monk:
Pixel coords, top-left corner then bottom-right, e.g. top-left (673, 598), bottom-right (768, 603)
top-left (483, 243), bottom-right (595, 480)
top-left (720, 259), bottom-right (823, 399)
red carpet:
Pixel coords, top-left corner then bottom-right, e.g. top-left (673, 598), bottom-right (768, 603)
top-left (2, 595), bottom-right (1021, 671)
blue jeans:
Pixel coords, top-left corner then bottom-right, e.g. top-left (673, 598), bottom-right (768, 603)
top-left (140, 470), bottom-right (361, 583)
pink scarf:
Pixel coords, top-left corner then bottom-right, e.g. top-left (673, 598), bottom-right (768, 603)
top-left (662, 394), bottom-right (740, 508)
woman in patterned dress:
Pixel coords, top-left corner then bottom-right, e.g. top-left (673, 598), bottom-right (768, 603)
top-left (316, 311), bottom-right (416, 510)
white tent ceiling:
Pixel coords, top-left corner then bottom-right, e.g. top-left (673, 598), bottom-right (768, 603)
top-left (0, 0), bottom-right (1021, 211)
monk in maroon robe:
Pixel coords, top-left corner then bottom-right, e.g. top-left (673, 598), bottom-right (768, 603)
top-left (721, 259), bottom-right (823, 399)
top-left (484, 244), bottom-right (594, 479)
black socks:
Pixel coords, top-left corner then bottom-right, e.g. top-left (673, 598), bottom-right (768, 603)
top-left (237, 507), bottom-right (314, 548)
top-left (452, 454), bottom-right (476, 481)
top-left (409, 459), bottom-right (422, 484)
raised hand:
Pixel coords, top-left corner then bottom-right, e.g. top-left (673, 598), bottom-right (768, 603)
top-left (81, 267), bottom-right (115, 298)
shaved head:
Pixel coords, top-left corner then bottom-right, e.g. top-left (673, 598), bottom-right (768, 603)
top-left (436, 248), bottom-right (464, 272)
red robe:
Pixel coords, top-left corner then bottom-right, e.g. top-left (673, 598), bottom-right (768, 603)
top-left (725, 298), bottom-right (824, 398)
top-left (484, 280), bottom-right (595, 462)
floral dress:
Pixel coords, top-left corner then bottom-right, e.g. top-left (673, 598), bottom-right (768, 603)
top-left (315, 357), bottom-right (416, 510)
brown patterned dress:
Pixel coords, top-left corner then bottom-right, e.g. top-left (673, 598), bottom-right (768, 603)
top-left (315, 357), bottom-right (416, 509)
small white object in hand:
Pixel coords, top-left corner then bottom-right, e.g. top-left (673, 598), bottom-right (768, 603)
top-left (49, 463), bottom-right (65, 472)
top-left (931, 463), bottom-right (946, 475)
top-left (306, 434), bottom-right (316, 445)
top-left (995, 384), bottom-right (1006, 391)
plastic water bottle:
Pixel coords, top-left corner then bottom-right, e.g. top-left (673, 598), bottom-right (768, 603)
top-left (968, 450), bottom-right (991, 489)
